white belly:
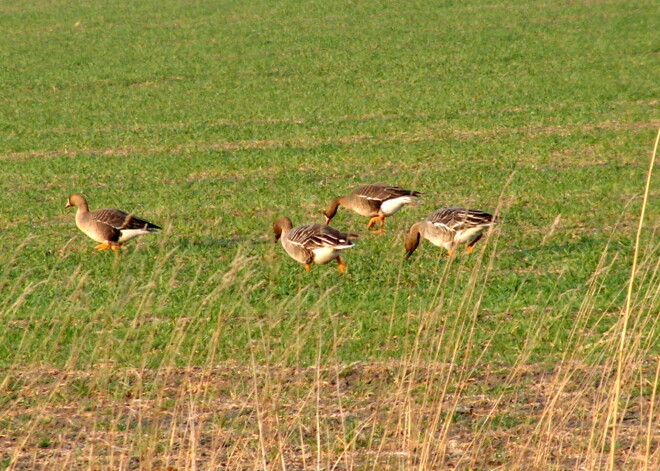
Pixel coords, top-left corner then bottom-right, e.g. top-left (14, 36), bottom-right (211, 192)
top-left (311, 247), bottom-right (340, 265)
top-left (424, 236), bottom-right (454, 251)
top-left (454, 226), bottom-right (486, 246)
top-left (380, 196), bottom-right (415, 216)
top-left (117, 229), bottom-right (152, 243)
top-left (433, 239), bottom-right (455, 250)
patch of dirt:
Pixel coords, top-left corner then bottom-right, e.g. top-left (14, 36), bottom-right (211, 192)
top-left (0, 361), bottom-right (657, 470)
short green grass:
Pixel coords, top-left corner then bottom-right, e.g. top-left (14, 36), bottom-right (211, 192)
top-left (0, 0), bottom-right (658, 468)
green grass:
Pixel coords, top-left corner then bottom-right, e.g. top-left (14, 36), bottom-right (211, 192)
top-left (0, 0), bottom-right (658, 468)
top-left (0, 0), bottom-right (657, 368)
top-left (1, 126), bottom-right (655, 370)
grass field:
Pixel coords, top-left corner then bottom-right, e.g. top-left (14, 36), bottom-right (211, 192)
top-left (1, 0), bottom-right (658, 469)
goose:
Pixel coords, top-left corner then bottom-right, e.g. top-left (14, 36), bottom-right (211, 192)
top-left (65, 193), bottom-right (161, 252)
top-left (273, 217), bottom-right (357, 273)
top-left (323, 184), bottom-right (420, 232)
top-left (405, 207), bottom-right (498, 257)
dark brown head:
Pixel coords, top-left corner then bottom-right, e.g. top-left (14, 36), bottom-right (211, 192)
top-left (273, 217), bottom-right (294, 242)
top-left (404, 223), bottom-right (422, 258)
top-left (65, 193), bottom-right (89, 211)
top-left (323, 197), bottom-right (344, 224)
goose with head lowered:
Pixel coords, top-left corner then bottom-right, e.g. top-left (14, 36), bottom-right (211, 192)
top-left (405, 207), bottom-right (498, 258)
top-left (273, 217), bottom-right (357, 274)
top-left (323, 184), bottom-right (421, 233)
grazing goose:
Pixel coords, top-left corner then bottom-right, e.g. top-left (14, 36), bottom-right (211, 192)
top-left (65, 194), bottom-right (161, 252)
top-left (405, 207), bottom-right (498, 257)
top-left (273, 217), bottom-right (357, 273)
top-left (324, 184), bottom-right (421, 232)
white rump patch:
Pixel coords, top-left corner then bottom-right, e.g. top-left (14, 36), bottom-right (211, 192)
top-left (454, 226), bottom-right (486, 245)
top-left (118, 229), bottom-right (154, 243)
top-left (380, 196), bottom-right (415, 216)
top-left (311, 247), bottom-right (341, 265)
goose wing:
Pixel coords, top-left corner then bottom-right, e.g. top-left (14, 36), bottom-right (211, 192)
top-left (287, 224), bottom-right (356, 250)
top-left (355, 184), bottom-right (421, 203)
top-left (90, 208), bottom-right (161, 231)
top-left (428, 207), bottom-right (497, 232)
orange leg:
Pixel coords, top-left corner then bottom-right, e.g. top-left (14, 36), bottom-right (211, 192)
top-left (367, 215), bottom-right (386, 233)
top-left (466, 234), bottom-right (483, 254)
top-left (374, 217), bottom-right (386, 233)
top-left (447, 249), bottom-right (454, 257)
top-left (336, 256), bottom-right (346, 274)
top-left (305, 263), bottom-right (312, 272)
top-left (96, 242), bottom-right (122, 253)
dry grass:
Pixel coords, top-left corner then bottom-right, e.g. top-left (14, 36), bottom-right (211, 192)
top-left (1, 195), bottom-right (658, 471)
top-left (0, 361), bottom-right (657, 470)
top-left (1, 148), bottom-right (658, 469)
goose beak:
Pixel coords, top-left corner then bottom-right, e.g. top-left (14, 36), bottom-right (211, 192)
top-left (65, 201), bottom-right (73, 208)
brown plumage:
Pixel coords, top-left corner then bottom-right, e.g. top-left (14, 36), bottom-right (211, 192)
top-left (405, 207), bottom-right (498, 257)
top-left (65, 194), bottom-right (161, 252)
top-left (324, 184), bottom-right (421, 232)
top-left (273, 217), bottom-right (357, 273)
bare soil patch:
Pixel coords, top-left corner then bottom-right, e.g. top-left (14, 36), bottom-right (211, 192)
top-left (0, 361), bottom-right (656, 470)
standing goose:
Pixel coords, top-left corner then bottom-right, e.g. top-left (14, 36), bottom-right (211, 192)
top-left (405, 207), bottom-right (498, 257)
top-left (273, 217), bottom-right (357, 274)
top-left (65, 194), bottom-right (161, 253)
top-left (324, 184), bottom-right (421, 232)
